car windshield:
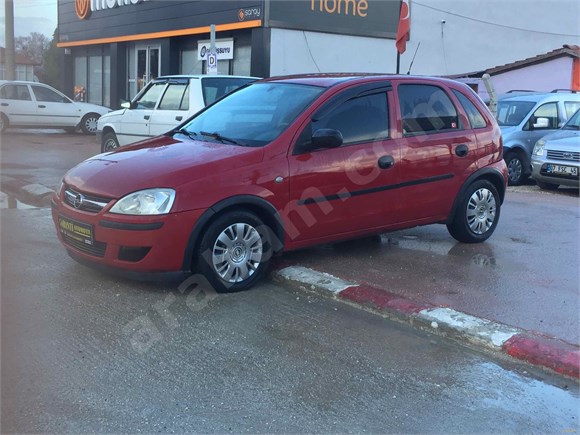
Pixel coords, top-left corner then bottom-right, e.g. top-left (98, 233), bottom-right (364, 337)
top-left (562, 109), bottom-right (580, 130)
top-left (179, 82), bottom-right (324, 147)
top-left (496, 100), bottom-right (535, 126)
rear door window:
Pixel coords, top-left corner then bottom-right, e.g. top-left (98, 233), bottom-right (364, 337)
top-left (158, 82), bottom-right (189, 111)
top-left (452, 89), bottom-right (487, 129)
top-left (398, 84), bottom-right (459, 135)
top-left (0, 84), bottom-right (31, 101)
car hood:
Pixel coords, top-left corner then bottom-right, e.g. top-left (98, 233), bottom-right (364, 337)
top-left (543, 129), bottom-right (580, 151)
top-left (98, 108), bottom-right (125, 122)
top-left (64, 135), bottom-right (263, 198)
top-left (74, 101), bottom-right (110, 115)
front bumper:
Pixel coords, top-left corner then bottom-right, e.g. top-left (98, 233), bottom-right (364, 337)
top-left (51, 193), bottom-right (205, 274)
top-left (531, 158), bottom-right (579, 187)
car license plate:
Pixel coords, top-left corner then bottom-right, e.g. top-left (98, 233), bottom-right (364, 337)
top-left (546, 164), bottom-right (578, 176)
top-left (59, 215), bottom-right (94, 245)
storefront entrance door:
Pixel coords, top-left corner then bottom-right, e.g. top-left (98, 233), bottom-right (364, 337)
top-left (136, 45), bottom-right (160, 92)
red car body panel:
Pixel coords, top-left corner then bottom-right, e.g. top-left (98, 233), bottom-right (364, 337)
top-left (52, 74), bottom-right (507, 275)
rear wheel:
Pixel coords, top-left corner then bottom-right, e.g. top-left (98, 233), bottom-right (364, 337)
top-left (505, 152), bottom-right (525, 185)
top-left (536, 180), bottom-right (559, 191)
top-left (447, 180), bottom-right (501, 243)
top-left (80, 113), bottom-right (100, 134)
top-left (197, 211), bottom-right (272, 293)
top-left (101, 132), bottom-right (120, 153)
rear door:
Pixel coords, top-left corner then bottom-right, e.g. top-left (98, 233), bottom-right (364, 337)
top-left (30, 84), bottom-right (79, 128)
top-left (0, 83), bottom-right (37, 126)
top-left (287, 84), bottom-right (400, 244)
top-left (394, 81), bottom-right (478, 223)
top-left (148, 79), bottom-right (190, 137)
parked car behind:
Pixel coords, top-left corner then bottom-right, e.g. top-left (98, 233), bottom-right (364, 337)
top-left (53, 74), bottom-right (507, 292)
top-left (496, 90), bottom-right (580, 185)
top-left (531, 108), bottom-right (580, 190)
top-left (0, 80), bottom-right (110, 134)
top-left (97, 75), bottom-right (257, 152)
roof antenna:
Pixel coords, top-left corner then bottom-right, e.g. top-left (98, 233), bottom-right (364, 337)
top-left (406, 41), bottom-right (421, 75)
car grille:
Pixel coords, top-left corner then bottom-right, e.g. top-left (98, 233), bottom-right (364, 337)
top-left (62, 234), bottom-right (107, 258)
top-left (546, 150), bottom-right (580, 162)
top-left (63, 187), bottom-right (111, 213)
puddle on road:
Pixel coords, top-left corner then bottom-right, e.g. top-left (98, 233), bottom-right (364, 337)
top-left (0, 191), bottom-right (39, 209)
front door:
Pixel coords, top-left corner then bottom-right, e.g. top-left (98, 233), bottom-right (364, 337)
top-left (30, 84), bottom-right (79, 128)
top-left (287, 87), bottom-right (400, 245)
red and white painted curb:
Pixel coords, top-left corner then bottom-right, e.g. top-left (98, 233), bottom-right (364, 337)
top-left (273, 265), bottom-right (580, 379)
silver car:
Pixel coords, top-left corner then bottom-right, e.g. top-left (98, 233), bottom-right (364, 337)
top-left (531, 108), bottom-right (580, 190)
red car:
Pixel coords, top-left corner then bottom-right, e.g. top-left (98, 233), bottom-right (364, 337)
top-left (52, 74), bottom-right (508, 292)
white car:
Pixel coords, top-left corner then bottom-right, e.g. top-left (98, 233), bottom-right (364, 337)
top-left (97, 75), bottom-right (257, 152)
top-left (0, 80), bottom-right (110, 134)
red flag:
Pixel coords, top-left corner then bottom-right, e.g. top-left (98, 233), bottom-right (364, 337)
top-left (396, 0), bottom-right (410, 54)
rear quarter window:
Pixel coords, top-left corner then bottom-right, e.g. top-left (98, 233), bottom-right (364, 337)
top-left (398, 84), bottom-right (459, 135)
top-left (452, 89), bottom-right (487, 129)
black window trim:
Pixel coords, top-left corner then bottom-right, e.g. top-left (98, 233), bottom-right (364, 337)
top-left (398, 83), bottom-right (463, 137)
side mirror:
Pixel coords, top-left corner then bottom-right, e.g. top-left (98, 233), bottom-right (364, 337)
top-left (120, 101), bottom-right (131, 109)
top-left (311, 129), bottom-right (343, 149)
top-left (533, 117), bottom-right (550, 129)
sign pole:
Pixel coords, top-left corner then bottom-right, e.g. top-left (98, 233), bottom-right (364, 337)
top-left (208, 24), bottom-right (218, 75)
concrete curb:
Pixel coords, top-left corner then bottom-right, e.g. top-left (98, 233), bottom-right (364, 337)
top-left (0, 176), bottom-right (54, 207)
top-left (272, 265), bottom-right (580, 379)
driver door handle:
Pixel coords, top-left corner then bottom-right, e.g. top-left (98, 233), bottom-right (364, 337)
top-left (378, 155), bottom-right (395, 169)
top-left (175, 116), bottom-right (183, 121)
top-left (144, 115), bottom-right (150, 120)
top-left (38, 105), bottom-right (46, 109)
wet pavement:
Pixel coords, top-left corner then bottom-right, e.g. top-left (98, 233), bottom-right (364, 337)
top-left (284, 188), bottom-right (580, 345)
top-left (2, 208), bottom-right (579, 433)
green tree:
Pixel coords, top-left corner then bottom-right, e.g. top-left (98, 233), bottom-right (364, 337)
top-left (42, 29), bottom-right (61, 88)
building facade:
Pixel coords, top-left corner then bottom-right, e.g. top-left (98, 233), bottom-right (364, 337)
top-left (57, 0), bottom-right (580, 109)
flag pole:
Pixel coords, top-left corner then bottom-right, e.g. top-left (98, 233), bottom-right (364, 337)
top-left (396, 52), bottom-right (400, 74)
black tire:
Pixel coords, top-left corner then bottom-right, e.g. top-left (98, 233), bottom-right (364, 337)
top-left (536, 180), bottom-right (559, 191)
top-left (0, 113), bottom-right (8, 133)
top-left (197, 211), bottom-right (273, 293)
top-left (80, 113), bottom-right (100, 134)
top-left (447, 180), bottom-right (501, 243)
top-left (505, 152), bottom-right (525, 185)
top-left (101, 131), bottom-right (120, 153)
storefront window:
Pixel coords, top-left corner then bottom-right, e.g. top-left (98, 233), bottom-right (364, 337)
top-left (233, 45), bottom-right (251, 76)
top-left (73, 50), bottom-right (110, 106)
top-left (74, 56), bottom-right (87, 101)
top-left (88, 56), bottom-right (103, 106)
top-left (181, 50), bottom-right (202, 75)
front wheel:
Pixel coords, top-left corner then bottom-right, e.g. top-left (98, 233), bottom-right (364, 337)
top-left (101, 132), bottom-right (120, 153)
top-left (80, 113), bottom-right (100, 134)
top-left (447, 180), bottom-right (501, 243)
top-left (197, 211), bottom-right (273, 293)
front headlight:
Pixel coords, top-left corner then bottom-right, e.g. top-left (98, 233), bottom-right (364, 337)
top-left (533, 139), bottom-right (546, 156)
top-left (110, 188), bottom-right (176, 215)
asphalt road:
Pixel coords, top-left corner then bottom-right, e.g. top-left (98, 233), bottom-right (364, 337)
top-left (1, 208), bottom-right (579, 433)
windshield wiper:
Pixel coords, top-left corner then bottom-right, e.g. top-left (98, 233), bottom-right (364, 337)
top-left (175, 128), bottom-right (198, 140)
top-left (200, 131), bottom-right (244, 146)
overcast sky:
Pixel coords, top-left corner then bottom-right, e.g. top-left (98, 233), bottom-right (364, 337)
top-left (0, 0), bottom-right (58, 46)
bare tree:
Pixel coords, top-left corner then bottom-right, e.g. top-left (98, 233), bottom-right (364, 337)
top-left (15, 32), bottom-right (50, 65)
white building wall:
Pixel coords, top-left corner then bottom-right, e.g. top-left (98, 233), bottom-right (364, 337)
top-left (269, 28), bottom-right (391, 76)
top-left (269, 0), bottom-right (580, 77)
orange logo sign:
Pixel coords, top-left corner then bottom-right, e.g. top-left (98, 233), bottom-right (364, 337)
top-left (238, 9), bottom-right (245, 21)
top-left (75, 0), bottom-right (91, 20)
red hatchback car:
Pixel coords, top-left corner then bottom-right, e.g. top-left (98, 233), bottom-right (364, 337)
top-left (52, 74), bottom-right (508, 292)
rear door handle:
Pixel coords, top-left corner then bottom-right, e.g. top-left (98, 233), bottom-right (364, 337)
top-left (455, 144), bottom-right (469, 157)
top-left (175, 116), bottom-right (183, 121)
top-left (378, 155), bottom-right (395, 169)
top-left (144, 115), bottom-right (150, 120)
top-left (38, 105), bottom-right (46, 109)
top-left (1, 103), bottom-right (8, 107)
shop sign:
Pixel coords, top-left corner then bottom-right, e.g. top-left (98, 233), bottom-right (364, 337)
top-left (198, 39), bottom-right (234, 61)
top-left (76, 0), bottom-right (147, 20)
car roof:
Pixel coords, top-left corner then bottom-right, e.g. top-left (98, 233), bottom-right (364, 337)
top-left (156, 75), bottom-right (258, 80)
top-left (258, 73), bottom-right (464, 88)
top-left (0, 80), bottom-right (47, 85)
top-left (498, 92), bottom-right (580, 103)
